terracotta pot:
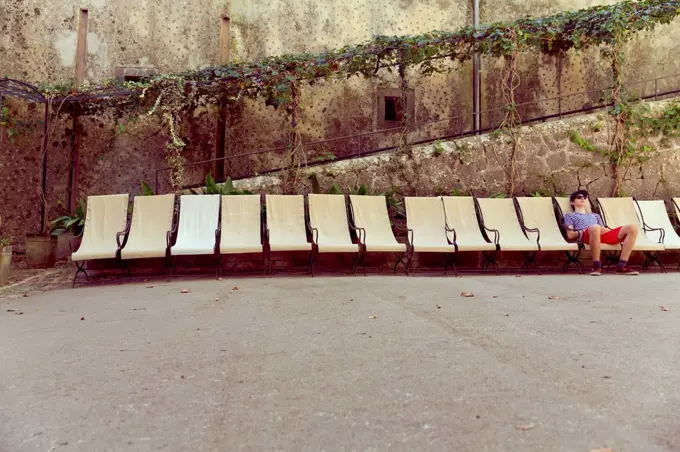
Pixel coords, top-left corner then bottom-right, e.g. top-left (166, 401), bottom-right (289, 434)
top-left (25, 234), bottom-right (58, 268)
top-left (0, 246), bottom-right (11, 285)
top-left (57, 233), bottom-right (75, 260)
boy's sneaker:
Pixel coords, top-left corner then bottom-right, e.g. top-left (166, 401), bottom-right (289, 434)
top-left (616, 266), bottom-right (639, 276)
top-left (590, 268), bottom-right (602, 276)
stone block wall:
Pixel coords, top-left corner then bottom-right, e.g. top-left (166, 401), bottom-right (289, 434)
top-left (232, 99), bottom-right (680, 201)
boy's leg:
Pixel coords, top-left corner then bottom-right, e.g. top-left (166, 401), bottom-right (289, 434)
top-left (588, 225), bottom-right (602, 262)
top-left (587, 225), bottom-right (602, 275)
top-left (616, 224), bottom-right (640, 275)
top-left (617, 224), bottom-right (639, 261)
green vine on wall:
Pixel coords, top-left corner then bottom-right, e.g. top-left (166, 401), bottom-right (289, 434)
top-left (30, 0), bottom-right (680, 190)
top-left (570, 99), bottom-right (680, 195)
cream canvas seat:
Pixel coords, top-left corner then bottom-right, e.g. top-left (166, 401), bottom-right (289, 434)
top-left (71, 194), bottom-right (130, 286)
top-left (120, 194), bottom-right (175, 260)
top-left (553, 196), bottom-right (621, 252)
top-left (476, 198), bottom-right (539, 252)
top-left (672, 198), bottom-right (680, 224)
top-left (220, 195), bottom-right (263, 255)
top-left (171, 195), bottom-right (220, 256)
top-left (597, 197), bottom-right (665, 272)
top-left (440, 197), bottom-right (496, 252)
top-left (308, 194), bottom-right (359, 253)
top-left (635, 200), bottom-right (680, 249)
top-left (515, 198), bottom-right (578, 252)
top-left (349, 195), bottom-right (407, 273)
top-left (516, 197), bottom-right (581, 273)
top-left (348, 195), bottom-right (407, 253)
top-left (405, 197), bottom-right (456, 274)
top-left (405, 197), bottom-right (456, 253)
top-left (265, 195), bottom-right (312, 274)
top-left (596, 198), bottom-right (664, 251)
top-left (476, 198), bottom-right (540, 272)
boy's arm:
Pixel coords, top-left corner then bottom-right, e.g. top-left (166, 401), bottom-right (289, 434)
top-left (563, 214), bottom-right (579, 241)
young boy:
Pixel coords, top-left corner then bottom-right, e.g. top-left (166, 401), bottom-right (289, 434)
top-left (563, 190), bottom-right (639, 276)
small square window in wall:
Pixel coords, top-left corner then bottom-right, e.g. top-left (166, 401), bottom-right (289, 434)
top-left (377, 87), bottom-right (415, 129)
top-left (114, 66), bottom-right (157, 83)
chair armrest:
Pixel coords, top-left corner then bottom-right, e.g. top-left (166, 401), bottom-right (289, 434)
top-left (407, 228), bottom-right (414, 248)
top-left (444, 223), bottom-right (457, 246)
top-left (166, 223), bottom-right (178, 249)
top-left (116, 224), bottom-right (131, 250)
top-left (483, 226), bottom-right (500, 246)
top-left (523, 226), bottom-right (541, 247)
top-left (643, 224), bottom-right (665, 244)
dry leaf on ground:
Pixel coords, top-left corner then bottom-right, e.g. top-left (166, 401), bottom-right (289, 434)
top-left (146, 285), bottom-right (154, 289)
top-left (14, 311), bottom-right (24, 315)
top-left (590, 448), bottom-right (613, 452)
top-left (218, 278), bottom-right (223, 281)
top-left (215, 298), bottom-right (220, 302)
top-left (80, 317), bottom-right (85, 320)
top-left (515, 422), bottom-right (536, 431)
top-left (6, 309), bottom-right (17, 312)
top-left (660, 306), bottom-right (671, 312)
top-left (180, 289), bottom-right (191, 294)
top-left (232, 286), bottom-right (239, 291)
top-left (548, 296), bottom-right (561, 300)
top-left (369, 315), bottom-right (377, 320)
top-left (461, 292), bottom-right (475, 298)
top-left (22, 293), bottom-right (29, 297)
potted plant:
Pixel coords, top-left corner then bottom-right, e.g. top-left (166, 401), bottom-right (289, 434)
top-left (49, 200), bottom-right (86, 260)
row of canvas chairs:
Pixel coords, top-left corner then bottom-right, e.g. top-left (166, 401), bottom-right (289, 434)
top-left (70, 192), bottom-right (680, 286)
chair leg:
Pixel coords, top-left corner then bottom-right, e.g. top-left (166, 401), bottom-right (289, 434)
top-left (308, 249), bottom-right (318, 277)
top-left (563, 250), bottom-right (583, 274)
top-left (603, 251), bottom-right (620, 270)
top-left (522, 252), bottom-right (541, 274)
top-left (216, 254), bottom-right (222, 278)
top-left (643, 251), bottom-right (666, 273)
top-left (482, 251), bottom-right (500, 275)
top-left (72, 261), bottom-right (88, 288)
top-left (351, 252), bottom-right (360, 276)
top-left (394, 252), bottom-right (408, 275)
top-left (267, 249), bottom-right (274, 277)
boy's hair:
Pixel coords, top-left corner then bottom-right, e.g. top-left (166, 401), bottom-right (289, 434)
top-left (569, 190), bottom-right (589, 203)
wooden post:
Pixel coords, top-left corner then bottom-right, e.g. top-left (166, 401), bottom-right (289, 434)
top-left (68, 8), bottom-right (88, 211)
top-left (214, 16), bottom-right (231, 180)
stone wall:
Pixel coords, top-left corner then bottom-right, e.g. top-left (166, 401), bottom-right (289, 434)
top-left (3, 0), bottom-right (680, 250)
top-left (230, 99), bottom-right (680, 200)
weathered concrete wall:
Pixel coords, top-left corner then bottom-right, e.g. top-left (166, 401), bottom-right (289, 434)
top-left (2, 0), bottom-right (680, 251)
top-left (230, 99), bottom-right (680, 201)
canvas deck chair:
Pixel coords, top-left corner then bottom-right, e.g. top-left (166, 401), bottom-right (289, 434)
top-left (265, 195), bottom-right (313, 275)
top-left (405, 197), bottom-right (456, 275)
top-left (219, 195), bottom-right (264, 274)
top-left (71, 194), bottom-right (130, 287)
top-left (308, 194), bottom-right (360, 274)
top-left (440, 196), bottom-right (498, 273)
top-left (515, 197), bottom-right (582, 273)
top-left (476, 198), bottom-right (541, 273)
top-left (553, 196), bottom-right (622, 256)
top-left (169, 194), bottom-right (220, 276)
top-left (635, 199), bottom-right (680, 271)
top-left (672, 198), bottom-right (680, 231)
top-left (119, 194), bottom-right (176, 277)
top-left (597, 197), bottom-right (665, 271)
top-left (348, 195), bottom-right (408, 274)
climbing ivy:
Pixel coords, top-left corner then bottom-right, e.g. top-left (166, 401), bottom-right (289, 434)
top-left (33, 0), bottom-right (680, 190)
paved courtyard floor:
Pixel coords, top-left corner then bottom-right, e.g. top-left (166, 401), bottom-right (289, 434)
top-left (1, 274), bottom-right (680, 451)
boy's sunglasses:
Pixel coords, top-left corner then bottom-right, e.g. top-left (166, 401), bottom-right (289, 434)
top-left (574, 195), bottom-right (588, 200)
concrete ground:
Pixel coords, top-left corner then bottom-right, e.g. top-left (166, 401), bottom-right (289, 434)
top-left (1, 274), bottom-right (680, 452)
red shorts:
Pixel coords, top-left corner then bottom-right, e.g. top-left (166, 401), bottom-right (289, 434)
top-left (583, 226), bottom-right (623, 245)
